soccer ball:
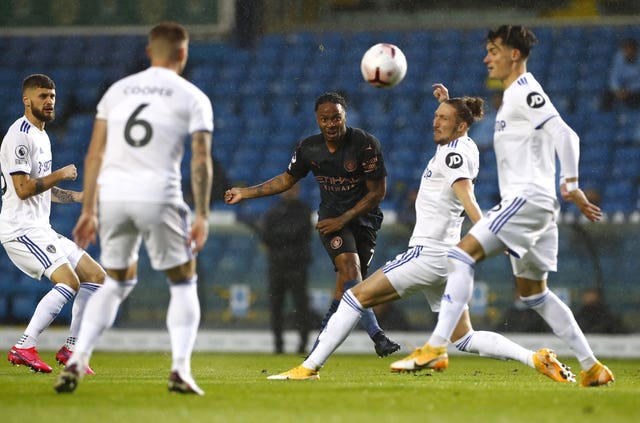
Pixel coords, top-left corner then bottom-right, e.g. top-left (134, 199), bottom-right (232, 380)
top-left (360, 43), bottom-right (407, 89)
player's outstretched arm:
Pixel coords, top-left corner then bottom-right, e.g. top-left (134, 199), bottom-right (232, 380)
top-left (11, 164), bottom-right (77, 200)
top-left (51, 187), bottom-right (82, 203)
top-left (225, 172), bottom-right (298, 204)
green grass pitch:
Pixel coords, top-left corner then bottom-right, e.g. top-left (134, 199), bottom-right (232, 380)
top-left (1, 352), bottom-right (638, 423)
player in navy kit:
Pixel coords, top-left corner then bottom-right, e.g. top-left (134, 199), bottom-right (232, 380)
top-left (225, 92), bottom-right (400, 357)
top-left (267, 85), bottom-right (574, 382)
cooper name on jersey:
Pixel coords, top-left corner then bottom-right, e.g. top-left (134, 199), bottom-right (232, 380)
top-left (123, 86), bottom-right (173, 96)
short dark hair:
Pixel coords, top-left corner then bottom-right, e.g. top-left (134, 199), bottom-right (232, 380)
top-left (149, 21), bottom-right (189, 43)
top-left (487, 25), bottom-right (537, 58)
top-left (22, 74), bottom-right (55, 93)
top-left (315, 92), bottom-right (347, 111)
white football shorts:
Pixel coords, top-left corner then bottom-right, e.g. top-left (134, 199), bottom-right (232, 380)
top-left (98, 201), bottom-right (194, 271)
top-left (382, 245), bottom-right (448, 312)
top-left (2, 227), bottom-right (84, 280)
top-left (469, 195), bottom-right (558, 280)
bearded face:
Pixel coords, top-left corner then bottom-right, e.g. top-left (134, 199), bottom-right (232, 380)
top-left (25, 87), bottom-right (56, 124)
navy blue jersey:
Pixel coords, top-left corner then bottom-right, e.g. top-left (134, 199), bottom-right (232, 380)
top-left (286, 127), bottom-right (386, 230)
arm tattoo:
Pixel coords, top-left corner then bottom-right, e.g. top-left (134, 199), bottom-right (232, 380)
top-left (51, 187), bottom-right (76, 203)
top-left (191, 159), bottom-right (212, 216)
top-left (255, 175), bottom-right (286, 196)
top-left (34, 178), bottom-right (46, 195)
top-left (191, 132), bottom-right (213, 217)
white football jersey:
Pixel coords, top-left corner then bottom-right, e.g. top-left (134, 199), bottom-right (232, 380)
top-left (96, 66), bottom-right (213, 203)
top-left (0, 117), bottom-right (53, 240)
top-left (494, 73), bottom-right (560, 209)
top-left (409, 136), bottom-right (479, 248)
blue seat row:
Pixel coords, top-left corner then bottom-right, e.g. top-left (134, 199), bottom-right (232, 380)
top-left (0, 25), bottom-right (638, 226)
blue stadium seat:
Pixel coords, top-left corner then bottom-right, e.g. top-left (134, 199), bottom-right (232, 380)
top-left (254, 44), bottom-right (281, 66)
top-left (237, 196), bottom-right (278, 219)
top-left (581, 143), bottom-right (612, 163)
top-left (188, 42), bottom-right (228, 67)
top-left (84, 36), bottom-right (117, 66)
top-left (615, 124), bottom-right (639, 145)
top-left (317, 31), bottom-right (344, 54)
top-left (611, 146), bottom-right (640, 178)
top-left (0, 296), bottom-right (7, 320)
top-left (11, 294), bottom-right (38, 322)
top-left (226, 162), bottom-right (257, 185)
top-left (581, 125), bottom-right (612, 145)
top-left (259, 32), bottom-right (285, 48)
top-left (64, 113), bottom-right (95, 143)
top-left (269, 78), bottom-right (299, 96)
top-left (110, 35), bottom-right (146, 64)
top-left (211, 79), bottom-right (241, 99)
top-left (603, 181), bottom-right (635, 212)
top-left (350, 31), bottom-right (376, 51)
top-left (238, 97), bottom-right (265, 117)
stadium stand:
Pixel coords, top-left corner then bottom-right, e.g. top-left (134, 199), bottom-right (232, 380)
top-left (1, 24), bottom-right (639, 329)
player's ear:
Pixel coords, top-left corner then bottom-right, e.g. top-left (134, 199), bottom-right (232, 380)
top-left (511, 47), bottom-right (522, 62)
top-left (177, 45), bottom-right (187, 62)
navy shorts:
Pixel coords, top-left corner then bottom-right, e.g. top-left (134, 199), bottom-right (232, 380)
top-left (319, 224), bottom-right (377, 278)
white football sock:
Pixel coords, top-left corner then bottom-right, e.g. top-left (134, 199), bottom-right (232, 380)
top-left (20, 284), bottom-right (76, 348)
top-left (71, 276), bottom-right (136, 362)
top-left (454, 330), bottom-right (534, 367)
top-left (67, 282), bottom-right (101, 347)
top-left (167, 276), bottom-right (200, 375)
top-left (303, 289), bottom-right (363, 370)
top-left (429, 247), bottom-right (475, 347)
top-left (522, 288), bottom-right (597, 370)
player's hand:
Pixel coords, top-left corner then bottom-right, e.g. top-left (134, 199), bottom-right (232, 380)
top-left (567, 188), bottom-right (602, 222)
top-left (224, 188), bottom-right (243, 204)
top-left (73, 212), bottom-right (98, 250)
top-left (559, 182), bottom-right (571, 202)
top-left (188, 215), bottom-right (209, 253)
top-left (58, 164), bottom-right (78, 181)
top-left (316, 216), bottom-right (346, 235)
top-left (432, 83), bottom-right (450, 103)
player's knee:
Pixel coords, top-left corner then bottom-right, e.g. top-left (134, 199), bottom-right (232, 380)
top-left (50, 264), bottom-right (81, 291)
top-left (85, 266), bottom-right (106, 284)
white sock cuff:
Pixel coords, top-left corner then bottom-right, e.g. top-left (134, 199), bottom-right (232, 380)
top-left (54, 283), bottom-right (76, 300)
top-left (342, 289), bottom-right (364, 313)
top-left (447, 246), bottom-right (475, 267)
top-left (80, 282), bottom-right (101, 293)
top-left (454, 329), bottom-right (475, 352)
top-left (104, 275), bottom-right (137, 287)
top-left (167, 275), bottom-right (198, 286)
top-left (520, 288), bottom-right (550, 308)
